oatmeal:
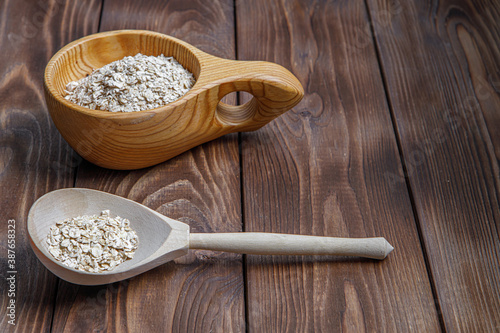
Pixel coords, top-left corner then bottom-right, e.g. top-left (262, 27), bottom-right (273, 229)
top-left (46, 210), bottom-right (138, 273)
top-left (64, 53), bottom-right (195, 112)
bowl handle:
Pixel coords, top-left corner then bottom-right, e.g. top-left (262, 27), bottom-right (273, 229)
top-left (208, 59), bottom-right (304, 131)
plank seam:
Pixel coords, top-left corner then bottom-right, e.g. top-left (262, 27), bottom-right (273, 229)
top-left (49, 280), bottom-right (60, 333)
top-left (233, 0), bottom-right (250, 331)
top-left (97, 0), bottom-right (105, 32)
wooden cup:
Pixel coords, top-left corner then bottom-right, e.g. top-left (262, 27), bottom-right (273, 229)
top-left (44, 30), bottom-right (304, 170)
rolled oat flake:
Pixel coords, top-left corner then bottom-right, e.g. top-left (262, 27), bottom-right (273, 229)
top-left (65, 53), bottom-right (195, 112)
top-left (46, 210), bottom-right (139, 273)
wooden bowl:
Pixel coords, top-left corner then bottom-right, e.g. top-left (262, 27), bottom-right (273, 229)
top-left (44, 30), bottom-right (304, 170)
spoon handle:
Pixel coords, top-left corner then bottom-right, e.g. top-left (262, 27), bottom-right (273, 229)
top-left (189, 233), bottom-right (393, 260)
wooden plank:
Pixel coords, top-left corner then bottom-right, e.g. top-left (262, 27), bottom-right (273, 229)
top-left (449, 0), bottom-right (500, 161)
top-left (367, 0), bottom-right (500, 331)
top-left (237, 0), bottom-right (441, 331)
top-left (0, 0), bottom-right (102, 331)
top-left (50, 0), bottom-right (245, 332)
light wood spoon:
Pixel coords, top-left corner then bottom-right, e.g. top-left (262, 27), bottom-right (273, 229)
top-left (28, 188), bottom-right (394, 285)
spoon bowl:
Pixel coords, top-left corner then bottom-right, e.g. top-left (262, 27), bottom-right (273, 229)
top-left (28, 188), bottom-right (394, 285)
top-left (28, 188), bottom-right (189, 285)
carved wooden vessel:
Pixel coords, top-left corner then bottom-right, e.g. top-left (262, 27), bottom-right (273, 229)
top-left (44, 30), bottom-right (304, 169)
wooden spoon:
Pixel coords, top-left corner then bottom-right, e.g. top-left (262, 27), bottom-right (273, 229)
top-left (28, 188), bottom-right (394, 285)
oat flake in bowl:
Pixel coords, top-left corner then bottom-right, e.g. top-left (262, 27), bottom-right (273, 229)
top-left (64, 53), bottom-right (195, 112)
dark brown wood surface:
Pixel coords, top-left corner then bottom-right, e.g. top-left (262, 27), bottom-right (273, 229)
top-left (0, 0), bottom-right (102, 331)
top-left (237, 0), bottom-right (440, 331)
top-left (1, 0), bottom-right (499, 332)
top-left (367, 0), bottom-right (500, 331)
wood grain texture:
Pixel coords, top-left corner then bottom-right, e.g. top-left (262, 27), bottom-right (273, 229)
top-left (367, 0), bottom-right (500, 331)
top-left (44, 30), bottom-right (303, 170)
top-left (449, 0), bottom-right (500, 161)
top-left (51, 0), bottom-right (245, 332)
top-left (4, 0), bottom-right (497, 331)
top-left (0, 0), bottom-right (102, 331)
top-left (238, 0), bottom-right (441, 331)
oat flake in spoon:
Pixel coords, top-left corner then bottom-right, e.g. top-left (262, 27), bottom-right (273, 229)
top-left (46, 210), bottom-right (139, 273)
top-left (64, 53), bottom-right (195, 112)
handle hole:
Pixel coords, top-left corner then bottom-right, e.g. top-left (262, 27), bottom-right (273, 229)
top-left (219, 91), bottom-right (253, 106)
top-left (216, 91), bottom-right (258, 126)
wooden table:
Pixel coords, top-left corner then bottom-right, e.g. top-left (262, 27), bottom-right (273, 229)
top-left (1, 0), bottom-right (499, 331)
